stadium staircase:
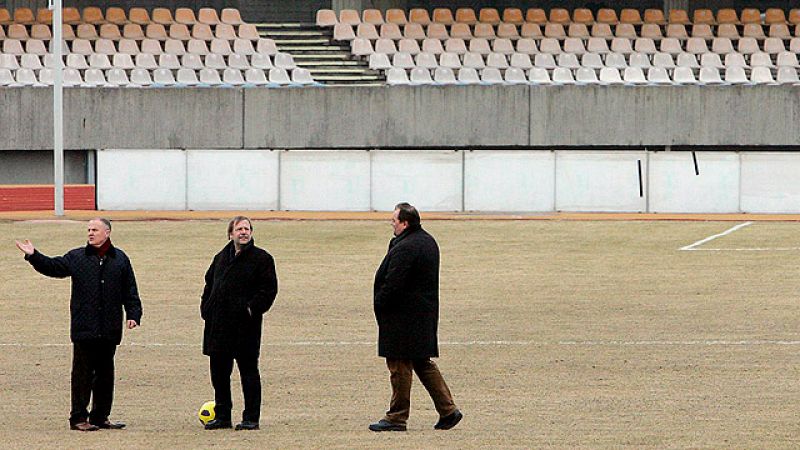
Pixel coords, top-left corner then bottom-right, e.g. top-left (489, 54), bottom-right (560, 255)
top-left (255, 22), bottom-right (384, 86)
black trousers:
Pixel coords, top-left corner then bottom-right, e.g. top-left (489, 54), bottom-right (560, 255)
top-left (70, 340), bottom-right (117, 426)
top-left (209, 353), bottom-right (261, 423)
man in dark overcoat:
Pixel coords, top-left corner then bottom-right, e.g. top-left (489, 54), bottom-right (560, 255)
top-left (15, 218), bottom-right (142, 431)
top-left (201, 216), bottom-right (278, 431)
top-left (369, 203), bottom-right (463, 432)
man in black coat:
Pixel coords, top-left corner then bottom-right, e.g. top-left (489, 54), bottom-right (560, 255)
top-left (15, 218), bottom-right (142, 431)
top-left (201, 216), bottom-right (278, 431)
top-left (369, 203), bottom-right (462, 432)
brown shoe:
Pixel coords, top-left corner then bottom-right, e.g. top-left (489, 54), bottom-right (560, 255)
top-left (91, 420), bottom-right (126, 429)
top-left (70, 421), bottom-right (99, 431)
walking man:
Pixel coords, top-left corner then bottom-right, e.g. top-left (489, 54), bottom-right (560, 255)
top-left (201, 216), bottom-right (278, 431)
top-left (15, 218), bottom-right (142, 431)
top-left (369, 203), bottom-right (463, 432)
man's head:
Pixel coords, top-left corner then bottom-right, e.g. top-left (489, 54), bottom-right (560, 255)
top-left (87, 218), bottom-right (112, 248)
top-left (228, 216), bottom-right (253, 248)
top-left (391, 202), bottom-right (420, 236)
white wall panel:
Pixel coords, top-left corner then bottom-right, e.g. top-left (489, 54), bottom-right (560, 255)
top-left (187, 150), bottom-right (279, 210)
top-left (555, 151), bottom-right (647, 212)
top-left (280, 151), bottom-right (370, 211)
top-left (464, 151), bottom-right (555, 212)
top-left (97, 149), bottom-right (186, 210)
top-left (371, 150), bottom-right (463, 211)
top-left (741, 153), bottom-right (800, 213)
top-left (649, 152), bottom-right (740, 213)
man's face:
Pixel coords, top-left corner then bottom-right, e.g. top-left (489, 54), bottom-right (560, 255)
top-left (230, 220), bottom-right (252, 246)
top-left (391, 209), bottom-right (408, 236)
top-left (87, 220), bottom-right (111, 247)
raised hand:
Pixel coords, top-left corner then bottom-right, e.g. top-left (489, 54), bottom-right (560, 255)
top-left (15, 239), bottom-right (35, 255)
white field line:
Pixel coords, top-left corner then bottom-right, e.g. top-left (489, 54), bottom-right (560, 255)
top-left (679, 221), bottom-right (753, 251)
top-left (684, 247), bottom-right (800, 252)
top-left (3, 339), bottom-right (800, 347)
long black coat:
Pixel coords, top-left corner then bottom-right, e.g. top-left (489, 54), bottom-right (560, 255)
top-left (25, 243), bottom-right (143, 344)
top-left (201, 239), bottom-right (278, 358)
top-left (374, 224), bottom-right (440, 359)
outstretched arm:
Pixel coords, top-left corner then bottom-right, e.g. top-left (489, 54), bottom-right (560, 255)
top-left (17, 240), bottom-right (72, 278)
top-left (15, 239), bottom-right (34, 255)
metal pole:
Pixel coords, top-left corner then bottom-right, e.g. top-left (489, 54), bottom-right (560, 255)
top-left (53, 0), bottom-right (64, 216)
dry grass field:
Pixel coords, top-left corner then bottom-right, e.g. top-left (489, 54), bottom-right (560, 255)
top-left (1, 218), bottom-right (799, 449)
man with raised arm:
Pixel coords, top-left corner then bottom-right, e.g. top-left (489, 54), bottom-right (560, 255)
top-left (15, 218), bottom-right (142, 431)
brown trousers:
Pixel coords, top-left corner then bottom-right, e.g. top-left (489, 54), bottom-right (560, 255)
top-left (383, 358), bottom-right (457, 425)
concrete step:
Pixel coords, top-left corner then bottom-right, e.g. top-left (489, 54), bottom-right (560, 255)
top-left (260, 30), bottom-right (330, 37)
top-left (254, 22), bottom-right (316, 29)
top-left (295, 60), bottom-right (365, 67)
top-left (314, 75), bottom-right (384, 81)
top-left (268, 38), bottom-right (331, 45)
top-left (277, 45), bottom-right (350, 52)
top-left (324, 82), bottom-right (385, 86)
top-left (306, 67), bottom-right (379, 74)
top-left (291, 53), bottom-right (353, 60)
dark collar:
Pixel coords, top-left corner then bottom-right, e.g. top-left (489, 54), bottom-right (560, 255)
top-left (390, 224), bottom-right (422, 246)
top-left (85, 240), bottom-right (116, 258)
top-left (226, 238), bottom-right (255, 258)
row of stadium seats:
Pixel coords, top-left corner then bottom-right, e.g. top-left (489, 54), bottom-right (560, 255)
top-left (0, 66), bottom-right (316, 86)
top-left (318, 7), bottom-right (800, 27)
top-left (0, 7), bottom-right (244, 26)
top-left (1, 37), bottom-right (282, 57)
top-left (384, 66), bottom-right (799, 85)
top-left (350, 37), bottom-right (800, 56)
top-left (368, 51), bottom-right (800, 71)
top-left (0, 22), bottom-right (261, 41)
top-left (0, 52), bottom-right (296, 71)
top-left (332, 22), bottom-right (800, 42)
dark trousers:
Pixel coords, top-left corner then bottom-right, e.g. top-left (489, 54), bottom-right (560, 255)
top-left (383, 358), bottom-right (457, 425)
top-left (70, 340), bottom-right (117, 426)
top-left (209, 353), bottom-right (261, 423)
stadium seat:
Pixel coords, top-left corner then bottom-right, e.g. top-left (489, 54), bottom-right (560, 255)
top-left (480, 67), bottom-right (503, 84)
top-left (204, 53), bottom-right (227, 70)
top-left (469, 38), bottom-right (491, 55)
top-left (112, 53), bottom-right (135, 69)
top-left (291, 68), bottom-right (315, 85)
top-left (764, 38), bottom-right (785, 54)
top-left (129, 8), bottom-right (150, 25)
top-left (175, 68), bottom-right (199, 85)
top-left (15, 68), bottom-right (40, 86)
top-left (659, 38), bottom-right (683, 55)
top-left (520, 23), bottom-right (542, 38)
top-left (135, 53), bottom-right (158, 69)
top-left (743, 24), bottom-right (765, 38)
top-left (187, 39), bottom-right (210, 55)
top-left (587, 37), bottom-right (609, 54)
top-left (339, 9), bottom-right (360, 26)
top-left (516, 39), bottom-right (538, 55)
top-left (20, 54), bottom-right (42, 70)
top-left (777, 51), bottom-right (800, 67)
top-left (673, 66), bottom-right (697, 84)
top-left (686, 38), bottom-right (709, 55)
top-left (724, 53), bottom-right (748, 68)
top-left (473, 23), bottom-right (496, 39)
top-left (599, 67), bottom-right (623, 84)
top-left (250, 53), bottom-right (274, 69)
top-left (89, 53), bottom-right (113, 69)
top-left (25, 39), bottom-right (47, 55)
top-left (356, 23), bottom-right (378, 40)
top-left (479, 8), bottom-right (501, 24)
top-left (117, 39), bottom-right (140, 55)
top-left (192, 24), bottom-right (214, 41)
top-left (486, 52), bottom-right (508, 69)
top-left (647, 67), bottom-right (671, 84)
top-left (669, 9), bottom-right (690, 24)
top-left (63, 68), bottom-right (84, 86)
top-left (106, 68), bottom-right (131, 86)
top-left (386, 9), bottom-right (407, 25)
top-left (619, 9), bottom-right (642, 25)
top-left (95, 37), bottom-right (118, 54)
top-left (152, 8), bottom-right (174, 25)
top-left (232, 39), bottom-right (254, 56)
top-left (409, 67), bottom-right (433, 84)
top-left (215, 24), bottom-right (237, 40)
top-left (457, 67), bottom-right (480, 84)
top-left (544, 23), bottom-right (565, 38)
top-left (380, 23), bottom-right (402, 40)
top-left (386, 67), bottom-right (410, 85)
top-left (415, 52), bottom-right (438, 69)
top-left (717, 24), bottom-right (740, 39)
top-left (556, 53), bottom-right (580, 69)
top-left (352, 37), bottom-right (374, 56)
top-left (432, 8), bottom-right (454, 25)
top-left (0, 54), bottom-right (19, 70)
top-left (510, 53), bottom-right (533, 69)
top-left (83, 68), bottom-right (108, 87)
top-left (198, 8), bottom-right (220, 25)
top-left (769, 24), bottom-right (792, 38)
top-left (596, 8), bottom-right (618, 24)
top-left (158, 53), bottom-right (180, 69)
top-left (567, 23), bottom-right (589, 38)
top-left (375, 39), bottom-right (398, 55)
top-left (438, 52), bottom-right (461, 69)
top-left (7, 24), bottom-right (27, 40)
top-left (427, 23), bottom-right (449, 40)
top-left (700, 53), bottom-right (723, 69)
top-left (129, 68), bottom-right (153, 86)
top-left (581, 52), bottom-right (604, 69)
top-left (67, 54), bottom-right (89, 69)
top-left (503, 8), bottom-right (524, 24)
top-left (750, 66), bottom-right (775, 83)
top-left (623, 67), bottom-right (647, 84)
top-left (244, 68), bottom-right (268, 85)
top-left (791, 38), bottom-right (800, 53)
top-left (221, 8), bottom-right (244, 25)
top-left (455, 8), bottom-right (477, 25)
top-left (316, 10), bottom-right (336, 27)
top-left (151, 67), bottom-right (175, 85)
top-left (740, 8), bottom-right (761, 24)
top-left (777, 67), bottom-right (800, 83)
top-left (392, 52), bottom-right (414, 69)
top-left (723, 66), bottom-right (748, 84)
top-left (369, 53), bottom-right (391, 70)
top-left (750, 52), bottom-right (774, 68)
top-left (528, 67), bottom-right (551, 84)
top-left (333, 24), bottom-right (355, 41)
top-left (711, 38), bottom-right (734, 54)
top-left (693, 9), bottom-right (715, 25)
top-left (99, 24), bottom-right (121, 40)
top-left (644, 9), bottom-right (667, 25)
top-left (0, 8), bottom-right (10, 25)
top-left (256, 39), bottom-right (278, 55)
top-left (124, 24), bottom-right (145, 40)
top-left (765, 8), bottom-right (786, 24)
top-left (575, 67), bottom-right (599, 83)
top-left (610, 38), bottom-right (633, 55)
top-left (533, 53), bottom-right (556, 69)
top-left (410, 8), bottom-right (431, 25)
top-left (539, 38), bottom-right (561, 55)
top-left (78, 24), bottom-right (99, 40)
top-left (404, 23), bottom-right (426, 40)
top-left (676, 52), bottom-right (699, 69)
top-left (48, 39), bottom-right (70, 55)
top-left (106, 7), bottom-right (127, 25)
top-left (362, 9), bottom-right (384, 25)
top-left (698, 67), bottom-right (723, 84)
top-left (526, 8), bottom-right (547, 24)
top-left (563, 38), bottom-right (586, 55)
top-left (640, 24), bottom-right (663, 39)
top-left (666, 24), bottom-right (688, 39)
top-left (433, 67), bottom-right (457, 84)
top-left (422, 39), bottom-right (444, 55)
top-left (398, 39), bottom-right (420, 55)
top-left (223, 68), bottom-right (246, 85)
top-left (141, 39), bottom-right (164, 55)
top-left (228, 54), bottom-right (250, 70)
top-left (200, 68), bottom-right (223, 85)
top-left (629, 52), bottom-right (652, 68)
top-left (2, 39), bottom-right (23, 55)
top-left (13, 7), bottom-right (34, 24)
top-left (210, 38), bottom-right (233, 56)
top-left (463, 52), bottom-right (485, 69)
top-left (716, 9), bottom-right (739, 24)
top-left (691, 24), bottom-right (714, 39)
top-left (737, 38), bottom-right (760, 55)
top-left (551, 67), bottom-right (575, 84)
top-left (604, 53), bottom-right (628, 69)
top-left (238, 24), bottom-right (260, 41)
top-left (634, 38), bottom-right (657, 54)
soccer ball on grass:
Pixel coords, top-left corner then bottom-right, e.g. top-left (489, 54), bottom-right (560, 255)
top-left (198, 401), bottom-right (216, 425)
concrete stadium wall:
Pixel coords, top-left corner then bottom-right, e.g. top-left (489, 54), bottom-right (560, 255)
top-left (94, 149), bottom-right (800, 213)
top-left (2, 86), bottom-right (800, 151)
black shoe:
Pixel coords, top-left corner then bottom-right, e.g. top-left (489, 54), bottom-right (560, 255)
top-left (69, 421), bottom-right (99, 432)
top-left (434, 410), bottom-right (463, 430)
top-left (368, 419), bottom-right (407, 432)
top-left (235, 421), bottom-right (260, 430)
top-left (91, 420), bottom-right (126, 429)
top-left (204, 419), bottom-right (233, 430)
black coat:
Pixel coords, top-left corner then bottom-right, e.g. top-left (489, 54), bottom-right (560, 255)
top-left (374, 224), bottom-right (440, 359)
top-left (25, 243), bottom-right (143, 344)
top-left (201, 239), bottom-right (278, 358)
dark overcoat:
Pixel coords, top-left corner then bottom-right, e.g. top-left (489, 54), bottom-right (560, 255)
top-left (25, 243), bottom-right (143, 344)
top-left (373, 224), bottom-right (440, 359)
top-left (201, 239), bottom-right (278, 358)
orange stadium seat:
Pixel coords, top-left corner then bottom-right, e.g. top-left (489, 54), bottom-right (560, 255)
top-left (693, 9), bottom-right (715, 24)
top-left (192, 23), bottom-right (214, 40)
top-left (338, 9), bottom-right (360, 25)
top-left (123, 23), bottom-right (145, 39)
top-left (238, 24), bottom-right (260, 40)
top-left (740, 8), bottom-right (761, 24)
top-left (105, 7), bottom-right (127, 25)
top-left (77, 23), bottom-right (98, 39)
top-left (479, 8), bottom-right (501, 24)
top-left (409, 8), bottom-right (431, 25)
top-left (790, 9), bottom-right (800, 25)
top-left (644, 9), bottom-right (666, 24)
top-left (526, 8), bottom-right (547, 24)
top-left (497, 23), bottom-right (519, 39)
top-left (362, 9), bottom-right (384, 25)
top-left (619, 9), bottom-right (642, 24)
top-left (221, 8), bottom-right (243, 25)
top-left (129, 8), bottom-right (150, 25)
top-left (63, 7), bottom-right (81, 24)
top-left (520, 23), bottom-right (542, 38)
top-left (0, 8), bottom-right (10, 25)
top-left (99, 23), bottom-right (121, 39)
top-left (316, 9), bottom-right (336, 27)
top-left (14, 7), bottom-right (35, 24)
top-left (572, 8), bottom-right (593, 24)
top-left (716, 9), bottom-right (739, 24)
top-left (432, 8), bottom-right (453, 25)
top-left (765, 8), bottom-right (786, 24)
top-left (455, 8), bottom-right (476, 24)
top-left (83, 7), bottom-right (104, 24)
top-left (668, 9), bottom-right (690, 24)
top-left (146, 23), bottom-right (168, 40)
top-left (473, 23), bottom-right (495, 38)
top-left (152, 8), bottom-right (174, 25)
top-left (386, 9), bottom-right (407, 25)
top-left (596, 8), bottom-right (618, 24)
top-left (198, 8), bottom-right (220, 25)
top-left (427, 23), bottom-right (448, 40)
top-left (549, 8), bottom-right (570, 24)
top-left (503, 8), bottom-right (523, 24)
top-left (449, 23), bottom-right (472, 39)
top-left (31, 23), bottom-right (51, 40)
